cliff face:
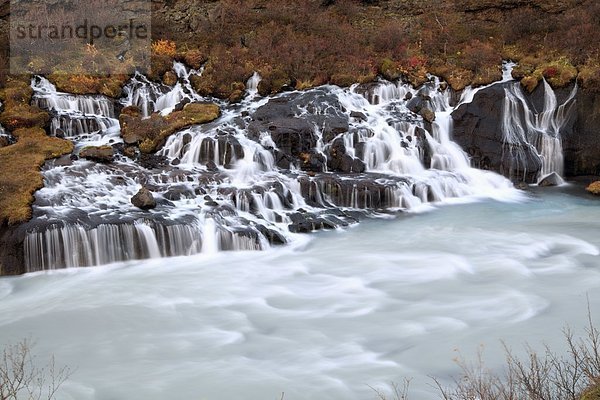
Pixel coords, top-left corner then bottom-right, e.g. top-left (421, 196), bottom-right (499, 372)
top-left (452, 81), bottom-right (599, 183)
top-left (566, 91), bottom-right (600, 177)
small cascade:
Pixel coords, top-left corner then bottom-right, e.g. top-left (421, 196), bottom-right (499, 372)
top-left (121, 62), bottom-right (205, 117)
top-left (501, 79), bottom-right (577, 182)
top-left (0, 120), bottom-right (13, 145)
top-left (31, 77), bottom-right (120, 145)
top-left (23, 218), bottom-right (268, 271)
top-left (246, 72), bottom-right (261, 96)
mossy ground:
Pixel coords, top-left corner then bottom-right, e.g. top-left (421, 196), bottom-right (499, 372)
top-left (0, 127), bottom-right (73, 224)
top-left (120, 102), bottom-right (220, 153)
top-left (0, 78), bottom-right (73, 225)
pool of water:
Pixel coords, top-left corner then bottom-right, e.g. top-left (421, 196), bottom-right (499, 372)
top-left (1, 187), bottom-right (599, 400)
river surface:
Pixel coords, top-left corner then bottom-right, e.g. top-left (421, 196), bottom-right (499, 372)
top-left (1, 186), bottom-right (599, 400)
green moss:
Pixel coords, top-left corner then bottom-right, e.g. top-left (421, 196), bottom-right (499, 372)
top-left (540, 59), bottom-right (578, 88)
top-left (0, 104), bottom-right (49, 131)
top-left (578, 62), bottom-right (600, 92)
top-left (330, 73), bottom-right (358, 87)
top-left (182, 49), bottom-right (207, 70)
top-left (379, 58), bottom-right (403, 81)
top-left (258, 68), bottom-right (292, 96)
top-left (149, 54), bottom-right (174, 82)
top-left (163, 71), bottom-right (178, 86)
top-left (0, 127), bottom-right (73, 225)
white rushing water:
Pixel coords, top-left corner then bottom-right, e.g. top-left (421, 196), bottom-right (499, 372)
top-left (1, 190), bottom-right (599, 400)
top-left (24, 62), bottom-right (543, 271)
top-left (500, 77), bottom-right (577, 183)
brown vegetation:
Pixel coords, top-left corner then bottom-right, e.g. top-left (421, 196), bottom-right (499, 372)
top-left (119, 102), bottom-right (220, 153)
top-left (586, 182), bottom-right (600, 196)
top-left (371, 308), bottom-right (600, 400)
top-left (0, 127), bottom-right (73, 224)
top-left (0, 77), bottom-right (73, 225)
top-left (143, 0), bottom-right (600, 98)
top-left (2, 0), bottom-right (598, 98)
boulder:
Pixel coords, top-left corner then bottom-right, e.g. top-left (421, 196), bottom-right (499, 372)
top-left (419, 108), bottom-right (436, 123)
top-left (538, 172), bottom-right (563, 187)
top-left (131, 187), bottom-right (157, 210)
top-left (350, 111), bottom-right (368, 122)
top-left (79, 145), bottom-right (114, 163)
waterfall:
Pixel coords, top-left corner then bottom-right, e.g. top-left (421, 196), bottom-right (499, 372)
top-left (23, 219), bottom-right (268, 271)
top-left (246, 72), bottom-right (262, 96)
top-left (31, 77), bottom-right (120, 145)
top-left (501, 79), bottom-right (577, 182)
top-left (121, 62), bottom-right (206, 117)
top-left (23, 62), bottom-right (527, 272)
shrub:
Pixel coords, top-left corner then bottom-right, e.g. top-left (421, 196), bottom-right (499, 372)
top-left (151, 39), bottom-right (177, 58)
top-left (432, 308), bottom-right (600, 400)
top-left (0, 339), bottom-right (71, 400)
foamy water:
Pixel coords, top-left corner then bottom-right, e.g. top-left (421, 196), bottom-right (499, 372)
top-left (1, 188), bottom-right (599, 400)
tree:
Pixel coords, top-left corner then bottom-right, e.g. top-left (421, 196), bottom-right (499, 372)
top-left (0, 339), bottom-right (71, 400)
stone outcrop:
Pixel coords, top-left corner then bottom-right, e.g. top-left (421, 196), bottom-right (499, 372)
top-left (452, 83), bottom-right (542, 183)
top-left (564, 90), bottom-right (600, 177)
top-left (120, 102), bottom-right (220, 153)
top-left (131, 187), bottom-right (157, 210)
top-left (538, 172), bottom-right (563, 187)
top-left (79, 145), bottom-right (115, 163)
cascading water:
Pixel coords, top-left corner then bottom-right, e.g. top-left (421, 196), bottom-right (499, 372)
top-left (501, 76), bottom-right (577, 182)
top-left (31, 77), bottom-right (120, 146)
top-left (121, 62), bottom-right (205, 117)
top-left (23, 62), bottom-right (526, 271)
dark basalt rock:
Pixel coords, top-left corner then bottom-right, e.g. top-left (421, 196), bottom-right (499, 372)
top-left (248, 90), bottom-right (351, 169)
top-left (249, 117), bottom-right (317, 158)
top-left (0, 136), bottom-right (9, 148)
top-left (564, 90), bottom-right (600, 177)
top-left (350, 111), bottom-right (368, 122)
top-left (131, 187), bottom-right (157, 210)
top-left (538, 172), bottom-right (563, 187)
top-left (195, 135), bottom-right (245, 167)
top-left (0, 223), bottom-right (27, 275)
top-left (452, 83), bottom-right (542, 183)
top-left (163, 185), bottom-right (195, 201)
top-left (327, 138), bottom-right (366, 173)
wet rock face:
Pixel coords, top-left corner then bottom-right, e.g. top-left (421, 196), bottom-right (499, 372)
top-left (248, 89), bottom-right (351, 172)
top-left (0, 223), bottom-right (27, 275)
top-left (452, 84), bottom-right (542, 183)
top-left (565, 90), bottom-right (600, 177)
top-left (452, 81), bottom-right (595, 181)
